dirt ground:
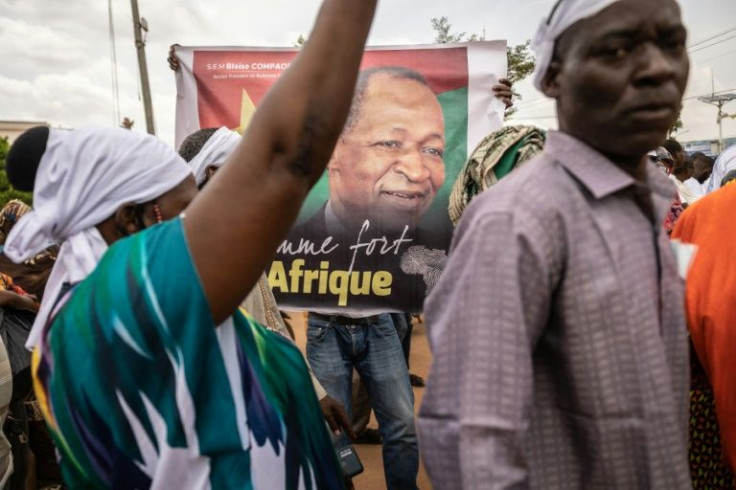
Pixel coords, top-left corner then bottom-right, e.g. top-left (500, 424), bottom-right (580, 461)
top-left (291, 313), bottom-right (433, 490)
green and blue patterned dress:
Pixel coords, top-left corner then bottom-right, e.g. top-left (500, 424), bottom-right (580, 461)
top-left (31, 217), bottom-right (344, 489)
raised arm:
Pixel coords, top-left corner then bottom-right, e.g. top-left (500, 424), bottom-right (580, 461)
top-left (184, 0), bottom-right (377, 323)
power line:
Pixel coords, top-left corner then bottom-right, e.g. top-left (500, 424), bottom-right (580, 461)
top-left (107, 0), bottom-right (121, 126)
top-left (683, 87), bottom-right (736, 102)
top-left (514, 88), bottom-right (736, 122)
top-left (688, 25), bottom-right (736, 49)
top-left (515, 34), bottom-right (736, 111)
top-left (513, 115), bottom-right (557, 120)
top-left (695, 48), bottom-right (736, 65)
top-left (690, 33), bottom-right (736, 54)
top-left (514, 36), bottom-right (736, 112)
top-left (515, 97), bottom-right (551, 109)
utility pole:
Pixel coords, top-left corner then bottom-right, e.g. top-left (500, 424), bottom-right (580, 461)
top-left (131, 0), bottom-right (155, 135)
top-left (698, 93), bottom-right (736, 154)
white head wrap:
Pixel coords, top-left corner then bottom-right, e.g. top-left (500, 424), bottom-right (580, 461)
top-left (705, 145), bottom-right (736, 194)
top-left (4, 126), bottom-right (193, 348)
top-left (531, 0), bottom-right (623, 91)
top-left (188, 127), bottom-right (241, 185)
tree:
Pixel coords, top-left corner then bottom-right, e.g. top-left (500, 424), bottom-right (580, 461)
top-left (0, 137), bottom-right (33, 208)
top-left (430, 17), bottom-right (535, 118)
top-left (506, 40), bottom-right (535, 85)
top-left (668, 111), bottom-right (684, 138)
top-left (431, 17), bottom-right (478, 44)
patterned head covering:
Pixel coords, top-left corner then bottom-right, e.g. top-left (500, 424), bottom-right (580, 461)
top-left (0, 200), bottom-right (32, 245)
top-left (705, 144), bottom-right (736, 194)
top-left (449, 126), bottom-right (546, 226)
top-left (648, 147), bottom-right (675, 175)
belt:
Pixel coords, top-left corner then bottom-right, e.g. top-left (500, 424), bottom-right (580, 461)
top-left (309, 312), bottom-right (383, 325)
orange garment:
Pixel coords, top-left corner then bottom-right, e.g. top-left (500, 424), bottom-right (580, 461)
top-left (672, 182), bottom-right (736, 470)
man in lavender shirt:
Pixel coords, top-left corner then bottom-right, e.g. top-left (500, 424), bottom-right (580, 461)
top-left (418, 0), bottom-right (692, 488)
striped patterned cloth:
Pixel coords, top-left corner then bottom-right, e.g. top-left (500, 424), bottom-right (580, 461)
top-left (32, 217), bottom-right (343, 489)
top-left (448, 125), bottom-right (545, 226)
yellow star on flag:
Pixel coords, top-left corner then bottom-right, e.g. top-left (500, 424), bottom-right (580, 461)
top-left (235, 89), bottom-right (256, 134)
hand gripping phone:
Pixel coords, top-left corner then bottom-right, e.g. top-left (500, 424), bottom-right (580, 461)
top-left (330, 429), bottom-right (364, 478)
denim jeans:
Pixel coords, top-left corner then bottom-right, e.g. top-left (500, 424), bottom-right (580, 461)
top-left (307, 313), bottom-right (419, 490)
top-left (390, 312), bottom-right (413, 367)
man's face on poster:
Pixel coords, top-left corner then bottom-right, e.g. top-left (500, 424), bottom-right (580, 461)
top-left (328, 74), bottom-right (445, 232)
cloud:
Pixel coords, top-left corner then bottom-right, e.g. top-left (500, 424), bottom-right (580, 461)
top-left (0, 57), bottom-right (145, 130)
top-left (0, 17), bottom-right (89, 79)
top-left (2, 0), bottom-right (736, 149)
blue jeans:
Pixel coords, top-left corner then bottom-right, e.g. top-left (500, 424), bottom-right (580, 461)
top-left (307, 314), bottom-right (419, 490)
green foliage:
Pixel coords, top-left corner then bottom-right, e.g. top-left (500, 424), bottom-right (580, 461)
top-left (431, 17), bottom-right (479, 44)
top-left (0, 137), bottom-right (33, 208)
top-left (506, 40), bottom-right (535, 84)
top-left (430, 17), bottom-right (535, 119)
top-left (504, 40), bottom-right (535, 118)
top-left (668, 110), bottom-right (684, 138)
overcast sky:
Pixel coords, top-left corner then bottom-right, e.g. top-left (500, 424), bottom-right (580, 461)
top-left (2, 0), bottom-right (736, 148)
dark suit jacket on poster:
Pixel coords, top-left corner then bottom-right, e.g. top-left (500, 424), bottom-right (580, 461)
top-left (269, 205), bottom-right (451, 313)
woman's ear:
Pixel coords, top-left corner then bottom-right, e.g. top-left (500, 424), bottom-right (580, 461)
top-left (95, 202), bottom-right (141, 245)
top-left (205, 165), bottom-right (219, 181)
top-left (114, 203), bottom-right (142, 236)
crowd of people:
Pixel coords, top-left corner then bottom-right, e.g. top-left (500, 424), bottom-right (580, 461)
top-left (0, 0), bottom-right (735, 488)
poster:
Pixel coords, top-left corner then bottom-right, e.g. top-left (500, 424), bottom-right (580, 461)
top-left (175, 42), bottom-right (507, 313)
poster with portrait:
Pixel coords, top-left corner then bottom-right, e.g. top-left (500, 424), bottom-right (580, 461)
top-left (174, 42), bottom-right (507, 313)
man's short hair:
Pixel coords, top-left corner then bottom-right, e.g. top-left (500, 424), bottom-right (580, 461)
top-left (6, 125), bottom-right (49, 191)
top-left (343, 66), bottom-right (431, 134)
top-left (663, 138), bottom-right (683, 156)
top-left (178, 127), bottom-right (219, 162)
top-left (691, 152), bottom-right (714, 168)
top-left (673, 155), bottom-right (693, 176)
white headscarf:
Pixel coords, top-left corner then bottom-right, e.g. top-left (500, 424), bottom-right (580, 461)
top-left (4, 126), bottom-right (193, 348)
top-left (705, 145), bottom-right (736, 194)
top-left (188, 127), bottom-right (242, 185)
top-left (531, 0), bottom-right (623, 91)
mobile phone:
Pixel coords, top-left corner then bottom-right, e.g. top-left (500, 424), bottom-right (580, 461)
top-left (330, 431), bottom-right (364, 478)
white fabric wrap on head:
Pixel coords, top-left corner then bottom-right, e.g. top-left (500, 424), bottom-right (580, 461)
top-left (531, 0), bottom-right (623, 92)
top-left (188, 127), bottom-right (242, 185)
top-left (705, 145), bottom-right (736, 194)
top-left (4, 126), bottom-right (194, 349)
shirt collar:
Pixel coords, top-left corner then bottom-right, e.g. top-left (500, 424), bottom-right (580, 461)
top-left (545, 131), bottom-right (676, 201)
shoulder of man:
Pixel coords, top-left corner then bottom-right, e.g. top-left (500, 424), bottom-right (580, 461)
top-left (463, 150), bottom-right (579, 224)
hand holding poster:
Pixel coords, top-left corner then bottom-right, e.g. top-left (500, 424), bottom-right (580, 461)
top-left (175, 42), bottom-right (507, 313)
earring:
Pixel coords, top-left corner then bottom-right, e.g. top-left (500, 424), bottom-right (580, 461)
top-left (153, 203), bottom-right (163, 224)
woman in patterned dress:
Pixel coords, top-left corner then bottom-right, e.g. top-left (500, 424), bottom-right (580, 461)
top-left (1, 0), bottom-right (377, 487)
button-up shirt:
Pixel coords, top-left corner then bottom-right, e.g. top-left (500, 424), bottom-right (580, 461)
top-left (418, 131), bottom-right (690, 489)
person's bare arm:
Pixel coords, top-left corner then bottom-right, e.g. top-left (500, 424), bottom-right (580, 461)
top-left (0, 290), bottom-right (38, 313)
top-left (184, 0), bottom-right (377, 323)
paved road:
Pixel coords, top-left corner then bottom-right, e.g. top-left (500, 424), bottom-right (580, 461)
top-left (291, 313), bottom-right (433, 490)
